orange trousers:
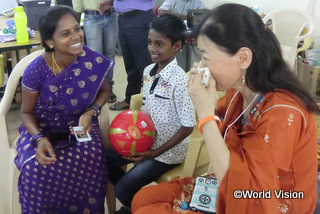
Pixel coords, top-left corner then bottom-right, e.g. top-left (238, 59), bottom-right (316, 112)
top-left (132, 181), bottom-right (202, 214)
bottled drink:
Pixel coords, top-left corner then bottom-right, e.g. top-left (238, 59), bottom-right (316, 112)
top-left (0, 54), bottom-right (4, 86)
top-left (14, 6), bottom-right (29, 44)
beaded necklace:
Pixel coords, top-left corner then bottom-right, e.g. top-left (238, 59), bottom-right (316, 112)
top-left (52, 51), bottom-right (61, 75)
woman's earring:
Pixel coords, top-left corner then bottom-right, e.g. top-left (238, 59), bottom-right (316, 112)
top-left (50, 45), bottom-right (53, 49)
top-left (242, 75), bottom-right (246, 85)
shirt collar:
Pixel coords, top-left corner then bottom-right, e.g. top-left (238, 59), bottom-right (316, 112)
top-left (151, 58), bottom-right (178, 82)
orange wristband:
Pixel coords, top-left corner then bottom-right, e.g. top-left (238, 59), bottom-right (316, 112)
top-left (198, 115), bottom-right (221, 133)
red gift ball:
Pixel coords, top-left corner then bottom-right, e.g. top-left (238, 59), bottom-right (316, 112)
top-left (109, 110), bottom-right (156, 156)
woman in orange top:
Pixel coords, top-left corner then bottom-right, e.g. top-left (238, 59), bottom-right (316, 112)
top-left (132, 3), bottom-right (319, 214)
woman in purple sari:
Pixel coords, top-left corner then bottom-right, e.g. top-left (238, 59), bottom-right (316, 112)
top-left (14, 6), bottom-right (113, 213)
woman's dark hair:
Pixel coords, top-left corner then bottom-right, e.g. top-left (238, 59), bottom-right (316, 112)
top-left (192, 3), bottom-right (319, 113)
top-left (38, 5), bottom-right (77, 51)
top-left (150, 14), bottom-right (186, 48)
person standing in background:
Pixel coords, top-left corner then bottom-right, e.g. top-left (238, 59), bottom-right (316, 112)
top-left (73, 0), bottom-right (118, 103)
top-left (100, 0), bottom-right (156, 111)
top-left (158, 0), bottom-right (207, 20)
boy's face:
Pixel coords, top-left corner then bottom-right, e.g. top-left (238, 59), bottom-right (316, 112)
top-left (147, 29), bottom-right (181, 67)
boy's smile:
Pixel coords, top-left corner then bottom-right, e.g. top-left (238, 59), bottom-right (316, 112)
top-left (147, 29), bottom-right (180, 72)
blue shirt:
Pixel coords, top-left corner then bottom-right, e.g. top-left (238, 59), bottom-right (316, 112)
top-left (114, 0), bottom-right (156, 13)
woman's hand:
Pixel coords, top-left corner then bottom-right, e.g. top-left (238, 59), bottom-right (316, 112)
top-left (35, 138), bottom-right (57, 166)
top-left (78, 110), bottom-right (94, 134)
top-left (123, 150), bottom-right (159, 162)
top-left (187, 62), bottom-right (216, 119)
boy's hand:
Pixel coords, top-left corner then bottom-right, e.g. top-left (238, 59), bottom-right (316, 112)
top-left (123, 150), bottom-right (158, 162)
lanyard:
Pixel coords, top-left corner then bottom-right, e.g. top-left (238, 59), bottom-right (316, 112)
top-left (223, 91), bottom-right (261, 140)
top-left (149, 77), bottom-right (160, 94)
top-left (149, 63), bottom-right (160, 94)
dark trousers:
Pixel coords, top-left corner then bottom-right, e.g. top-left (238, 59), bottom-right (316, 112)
top-left (118, 9), bottom-right (154, 104)
top-left (106, 148), bottom-right (179, 208)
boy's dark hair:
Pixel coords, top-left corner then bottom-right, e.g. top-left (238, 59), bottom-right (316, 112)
top-left (150, 14), bottom-right (186, 47)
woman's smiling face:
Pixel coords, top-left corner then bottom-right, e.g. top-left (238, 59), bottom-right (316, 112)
top-left (50, 13), bottom-right (84, 56)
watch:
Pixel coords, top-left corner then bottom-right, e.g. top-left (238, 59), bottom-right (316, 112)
top-left (89, 102), bottom-right (101, 117)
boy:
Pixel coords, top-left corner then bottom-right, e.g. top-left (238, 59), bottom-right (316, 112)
top-left (106, 14), bottom-right (195, 214)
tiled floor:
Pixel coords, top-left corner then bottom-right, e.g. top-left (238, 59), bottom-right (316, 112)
top-left (5, 54), bottom-right (128, 213)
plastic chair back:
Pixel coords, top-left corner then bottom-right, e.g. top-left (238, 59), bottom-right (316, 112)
top-left (263, 9), bottom-right (314, 71)
top-left (0, 49), bottom-right (44, 214)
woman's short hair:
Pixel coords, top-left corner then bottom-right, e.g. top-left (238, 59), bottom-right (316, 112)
top-left (38, 5), bottom-right (77, 51)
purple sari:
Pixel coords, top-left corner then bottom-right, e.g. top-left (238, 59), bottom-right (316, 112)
top-left (15, 45), bottom-right (113, 214)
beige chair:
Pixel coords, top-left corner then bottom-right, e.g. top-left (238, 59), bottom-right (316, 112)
top-left (106, 93), bottom-right (210, 213)
top-left (296, 27), bottom-right (313, 56)
top-left (0, 49), bottom-right (111, 214)
top-left (263, 9), bottom-right (314, 72)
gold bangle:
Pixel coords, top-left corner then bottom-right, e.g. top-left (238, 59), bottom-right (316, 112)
top-left (35, 137), bottom-right (48, 147)
top-left (36, 137), bottom-right (47, 143)
top-left (25, 122), bottom-right (35, 129)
